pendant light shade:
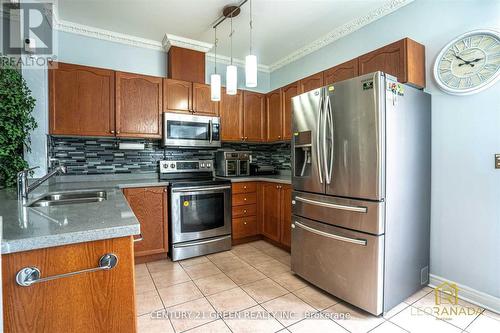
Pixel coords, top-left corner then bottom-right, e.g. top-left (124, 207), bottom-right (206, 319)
top-left (245, 54), bottom-right (257, 88)
top-left (226, 65), bottom-right (238, 95)
top-left (210, 74), bottom-right (221, 101)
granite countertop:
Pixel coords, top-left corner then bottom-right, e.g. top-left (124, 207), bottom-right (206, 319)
top-left (0, 175), bottom-right (168, 254)
top-left (217, 174), bottom-right (292, 184)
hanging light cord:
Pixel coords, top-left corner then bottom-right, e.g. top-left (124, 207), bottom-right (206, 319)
top-left (214, 27), bottom-right (218, 74)
top-left (249, 0), bottom-right (253, 54)
top-left (230, 14), bottom-right (234, 65)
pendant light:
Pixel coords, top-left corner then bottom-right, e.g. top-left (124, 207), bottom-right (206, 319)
top-left (226, 14), bottom-right (237, 95)
top-left (210, 27), bottom-right (221, 101)
top-left (245, 0), bottom-right (257, 87)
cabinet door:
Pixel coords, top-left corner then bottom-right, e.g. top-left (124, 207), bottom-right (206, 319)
top-left (261, 183), bottom-right (281, 242)
top-left (243, 91), bottom-right (266, 142)
top-left (232, 216), bottom-right (258, 240)
top-left (220, 88), bottom-right (244, 141)
top-left (358, 39), bottom-right (406, 82)
top-left (192, 82), bottom-right (219, 116)
top-left (299, 72), bottom-right (324, 94)
top-left (123, 187), bottom-right (168, 257)
top-left (281, 82), bottom-right (299, 140)
top-left (49, 62), bottom-right (115, 136)
top-left (323, 58), bottom-right (359, 85)
top-left (164, 78), bottom-right (192, 113)
top-left (2, 237), bottom-right (136, 333)
top-left (115, 72), bottom-right (162, 138)
top-left (280, 185), bottom-right (293, 247)
top-left (266, 89), bottom-right (283, 142)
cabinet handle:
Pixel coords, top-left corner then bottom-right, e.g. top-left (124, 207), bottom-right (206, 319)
top-left (243, 186), bottom-right (247, 189)
top-left (243, 197), bottom-right (247, 201)
top-left (245, 137), bottom-right (248, 140)
top-left (110, 130), bottom-right (115, 134)
top-left (243, 210), bottom-right (247, 213)
top-left (278, 135), bottom-right (281, 139)
top-left (134, 234), bottom-right (143, 243)
top-left (244, 221), bottom-right (247, 225)
top-left (15, 253), bottom-right (118, 287)
top-left (116, 131), bottom-right (120, 134)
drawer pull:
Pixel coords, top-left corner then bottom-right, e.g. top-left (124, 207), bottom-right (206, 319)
top-left (244, 221), bottom-right (247, 225)
top-left (294, 196), bottom-right (367, 213)
top-left (15, 253), bottom-right (118, 287)
top-left (243, 198), bottom-right (247, 201)
top-left (243, 186), bottom-right (247, 189)
top-left (243, 210), bottom-right (247, 213)
top-left (134, 234), bottom-right (143, 243)
top-left (294, 221), bottom-right (367, 246)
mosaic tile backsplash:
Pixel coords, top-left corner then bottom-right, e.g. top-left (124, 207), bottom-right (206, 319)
top-left (48, 136), bottom-right (291, 175)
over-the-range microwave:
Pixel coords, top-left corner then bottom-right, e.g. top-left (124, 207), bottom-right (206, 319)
top-left (162, 113), bottom-right (221, 148)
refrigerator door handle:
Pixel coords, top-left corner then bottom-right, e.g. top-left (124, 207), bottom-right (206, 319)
top-left (294, 196), bottom-right (368, 213)
top-left (322, 93), bottom-right (329, 184)
top-left (293, 221), bottom-right (367, 246)
top-left (316, 92), bottom-right (324, 184)
top-left (325, 94), bottom-right (334, 184)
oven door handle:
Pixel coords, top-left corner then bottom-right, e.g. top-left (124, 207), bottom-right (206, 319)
top-left (172, 185), bottom-right (231, 193)
top-left (173, 235), bottom-right (231, 248)
top-left (209, 119), bottom-right (213, 143)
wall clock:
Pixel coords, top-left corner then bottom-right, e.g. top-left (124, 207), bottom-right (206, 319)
top-left (433, 29), bottom-right (500, 95)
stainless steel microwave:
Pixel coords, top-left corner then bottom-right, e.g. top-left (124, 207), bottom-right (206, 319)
top-left (162, 113), bottom-right (221, 148)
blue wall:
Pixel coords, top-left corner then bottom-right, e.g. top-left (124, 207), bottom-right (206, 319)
top-left (271, 0), bottom-right (500, 301)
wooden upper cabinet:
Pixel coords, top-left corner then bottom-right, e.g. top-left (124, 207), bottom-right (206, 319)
top-left (115, 72), bottom-right (162, 138)
top-left (280, 185), bottom-right (293, 247)
top-left (323, 58), bottom-right (359, 85)
top-left (266, 89), bottom-right (282, 142)
top-left (167, 46), bottom-right (205, 84)
top-left (358, 38), bottom-right (425, 88)
top-left (164, 78), bottom-right (192, 113)
top-left (243, 91), bottom-right (266, 142)
top-left (220, 88), bottom-right (244, 141)
top-left (49, 62), bottom-right (115, 136)
top-left (192, 82), bottom-right (219, 116)
top-left (123, 187), bottom-right (168, 258)
top-left (299, 72), bottom-right (324, 94)
top-left (261, 183), bottom-right (281, 242)
top-left (281, 81), bottom-right (299, 140)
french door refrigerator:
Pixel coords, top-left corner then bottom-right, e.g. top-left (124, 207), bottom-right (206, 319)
top-left (291, 72), bottom-right (431, 315)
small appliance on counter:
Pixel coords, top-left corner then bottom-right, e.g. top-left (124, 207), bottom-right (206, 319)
top-left (215, 150), bottom-right (251, 177)
top-left (250, 163), bottom-right (278, 176)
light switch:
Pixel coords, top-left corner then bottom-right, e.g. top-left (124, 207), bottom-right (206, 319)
top-left (495, 154), bottom-right (500, 169)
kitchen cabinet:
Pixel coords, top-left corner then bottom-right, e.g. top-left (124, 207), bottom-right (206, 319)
top-left (280, 185), bottom-right (293, 247)
top-left (163, 79), bottom-right (219, 116)
top-left (281, 81), bottom-right (299, 140)
top-left (231, 182), bottom-right (259, 241)
top-left (49, 62), bottom-right (115, 136)
top-left (266, 89), bottom-right (283, 142)
top-left (2, 237), bottom-right (136, 333)
top-left (299, 72), bottom-right (324, 94)
top-left (220, 88), bottom-right (244, 141)
top-left (323, 58), bottom-right (359, 85)
top-left (192, 82), bottom-right (220, 116)
top-left (123, 187), bottom-right (168, 259)
top-left (243, 91), bottom-right (266, 142)
top-left (358, 38), bottom-right (425, 88)
top-left (261, 183), bottom-right (292, 247)
top-left (115, 72), bottom-right (163, 139)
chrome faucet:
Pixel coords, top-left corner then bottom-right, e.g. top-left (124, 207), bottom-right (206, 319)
top-left (17, 165), bottom-right (67, 204)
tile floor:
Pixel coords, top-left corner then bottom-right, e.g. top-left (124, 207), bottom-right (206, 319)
top-left (135, 240), bottom-right (499, 333)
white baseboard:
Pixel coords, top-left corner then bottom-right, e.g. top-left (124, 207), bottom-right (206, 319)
top-left (429, 274), bottom-right (500, 314)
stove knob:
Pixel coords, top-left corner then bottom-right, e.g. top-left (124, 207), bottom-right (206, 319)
top-left (206, 163), bottom-right (211, 168)
top-left (170, 163), bottom-right (175, 169)
top-left (164, 163), bottom-right (169, 169)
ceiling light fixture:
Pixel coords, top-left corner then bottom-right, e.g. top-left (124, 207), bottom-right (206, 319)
top-left (245, 0), bottom-right (257, 87)
top-left (210, 27), bottom-right (221, 101)
top-left (226, 13), bottom-right (237, 95)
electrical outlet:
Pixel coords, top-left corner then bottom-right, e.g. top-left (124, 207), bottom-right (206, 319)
top-left (495, 154), bottom-right (500, 169)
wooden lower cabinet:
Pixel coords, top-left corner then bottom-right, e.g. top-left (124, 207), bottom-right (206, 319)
top-left (280, 185), bottom-right (293, 247)
top-left (231, 182), bottom-right (259, 241)
top-left (261, 183), bottom-right (281, 242)
top-left (2, 237), bottom-right (136, 333)
top-left (123, 187), bottom-right (168, 259)
top-left (233, 216), bottom-right (258, 240)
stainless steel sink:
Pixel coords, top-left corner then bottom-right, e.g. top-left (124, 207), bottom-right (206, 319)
top-left (28, 190), bottom-right (107, 207)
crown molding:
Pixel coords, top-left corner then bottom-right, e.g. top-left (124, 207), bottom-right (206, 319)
top-left (268, 0), bottom-right (414, 71)
top-left (162, 34), bottom-right (212, 53)
top-left (206, 53), bottom-right (271, 73)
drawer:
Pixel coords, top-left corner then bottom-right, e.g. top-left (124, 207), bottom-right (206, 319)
top-left (232, 216), bottom-right (258, 239)
top-left (232, 182), bottom-right (257, 194)
top-left (232, 204), bottom-right (257, 218)
top-left (232, 193), bottom-right (257, 206)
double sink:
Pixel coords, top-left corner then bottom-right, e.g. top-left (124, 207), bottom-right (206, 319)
top-left (29, 190), bottom-right (107, 207)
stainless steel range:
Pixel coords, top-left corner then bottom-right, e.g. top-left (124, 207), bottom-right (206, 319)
top-left (160, 160), bottom-right (232, 261)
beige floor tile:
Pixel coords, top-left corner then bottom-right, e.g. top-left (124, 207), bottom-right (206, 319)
top-left (323, 302), bottom-right (385, 333)
top-left (277, 255), bottom-right (291, 267)
top-left (136, 289), bottom-right (164, 316)
top-left (293, 286), bottom-right (339, 310)
top-left (248, 240), bottom-right (277, 251)
top-left (262, 247), bottom-right (290, 259)
top-left (151, 268), bottom-right (191, 289)
top-left (137, 313), bottom-right (174, 333)
top-left (183, 262), bottom-right (222, 280)
top-left (180, 256), bottom-right (210, 268)
top-left (231, 244), bottom-right (264, 257)
top-left (135, 263), bottom-right (150, 277)
top-left (483, 309), bottom-right (500, 321)
top-left (390, 306), bottom-right (461, 333)
top-left (262, 293), bottom-right (317, 327)
top-left (135, 273), bottom-right (157, 294)
top-left (288, 314), bottom-right (348, 332)
top-left (466, 313), bottom-right (500, 333)
top-left (185, 319), bottom-right (231, 333)
top-left (383, 302), bottom-right (410, 319)
top-left (370, 321), bottom-right (407, 333)
top-left (271, 271), bottom-right (309, 292)
top-left (206, 250), bottom-right (235, 261)
top-left (404, 286), bottom-right (433, 304)
top-left (212, 257), bottom-right (250, 273)
top-left (194, 273), bottom-right (238, 296)
top-left (157, 281), bottom-right (204, 308)
top-left (225, 266), bottom-right (267, 285)
top-left (412, 292), bottom-right (482, 329)
top-left (207, 287), bottom-right (258, 313)
top-left (241, 278), bottom-right (288, 303)
top-left (147, 259), bottom-right (182, 274)
top-left (223, 305), bottom-right (284, 333)
top-left (253, 259), bottom-right (291, 277)
top-left (239, 252), bottom-right (276, 266)
top-left (167, 297), bottom-right (218, 332)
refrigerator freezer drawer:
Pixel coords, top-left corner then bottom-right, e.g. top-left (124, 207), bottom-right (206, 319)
top-left (291, 216), bottom-right (384, 315)
top-left (292, 191), bottom-right (385, 235)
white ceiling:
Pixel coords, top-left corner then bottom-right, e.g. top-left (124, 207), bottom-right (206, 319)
top-left (57, 0), bottom-right (409, 68)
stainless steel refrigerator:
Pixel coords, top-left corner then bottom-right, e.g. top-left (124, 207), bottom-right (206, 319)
top-left (291, 71), bottom-right (431, 316)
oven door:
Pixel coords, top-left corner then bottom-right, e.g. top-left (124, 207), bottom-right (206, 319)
top-left (163, 113), bottom-right (221, 147)
top-left (171, 184), bottom-right (231, 243)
